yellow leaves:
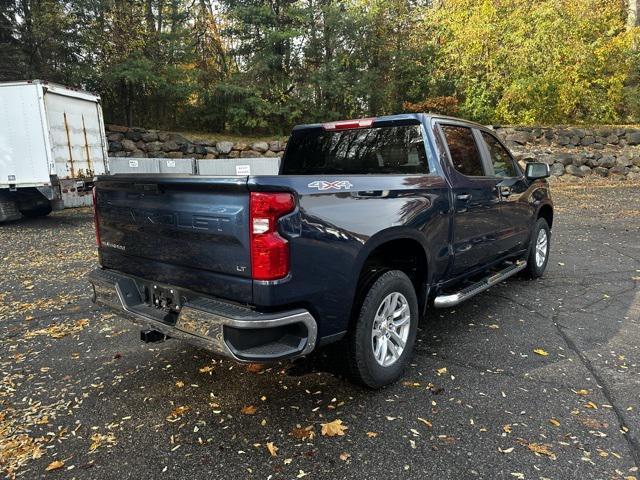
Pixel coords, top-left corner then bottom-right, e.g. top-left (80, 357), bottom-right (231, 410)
top-left (503, 424), bottom-right (512, 434)
top-left (533, 348), bottom-right (549, 356)
top-left (166, 405), bottom-right (190, 422)
top-left (290, 426), bottom-right (315, 440)
top-left (25, 319), bottom-right (89, 339)
top-left (320, 419), bottom-right (347, 437)
top-left (266, 442), bottom-right (278, 457)
top-left (366, 431), bottom-right (378, 438)
top-left (436, 367), bottom-right (448, 376)
top-left (526, 442), bottom-right (556, 460)
top-left (175, 381), bottom-right (185, 388)
top-left (584, 401), bottom-right (598, 410)
top-left (198, 365), bottom-right (214, 374)
top-left (89, 432), bottom-right (116, 453)
top-left (549, 418), bottom-right (561, 427)
top-left (241, 405), bottom-right (257, 415)
top-left (45, 460), bottom-right (64, 471)
top-left (339, 452), bottom-right (351, 461)
top-left (417, 417), bottom-right (432, 428)
top-left (574, 389), bottom-right (589, 396)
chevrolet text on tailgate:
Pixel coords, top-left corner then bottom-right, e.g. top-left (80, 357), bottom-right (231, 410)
top-left (89, 114), bottom-right (553, 388)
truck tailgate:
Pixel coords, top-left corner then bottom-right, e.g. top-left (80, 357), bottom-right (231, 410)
top-left (94, 175), bottom-right (253, 303)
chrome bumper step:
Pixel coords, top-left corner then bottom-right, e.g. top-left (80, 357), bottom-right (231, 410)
top-left (434, 260), bottom-right (527, 308)
top-left (88, 268), bottom-right (317, 362)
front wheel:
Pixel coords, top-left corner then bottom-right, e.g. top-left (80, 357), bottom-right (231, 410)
top-left (347, 270), bottom-right (418, 388)
top-left (522, 218), bottom-right (550, 278)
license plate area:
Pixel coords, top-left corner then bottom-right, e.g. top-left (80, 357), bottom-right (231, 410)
top-left (143, 284), bottom-right (182, 314)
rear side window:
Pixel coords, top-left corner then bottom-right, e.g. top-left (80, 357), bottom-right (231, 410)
top-left (282, 125), bottom-right (429, 175)
top-left (441, 125), bottom-right (485, 177)
top-left (481, 131), bottom-right (518, 177)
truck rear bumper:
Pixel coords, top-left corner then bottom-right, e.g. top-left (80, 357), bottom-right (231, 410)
top-left (88, 268), bottom-right (317, 362)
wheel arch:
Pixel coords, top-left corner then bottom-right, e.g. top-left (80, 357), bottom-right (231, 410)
top-left (349, 228), bottom-right (431, 326)
top-left (537, 202), bottom-right (554, 229)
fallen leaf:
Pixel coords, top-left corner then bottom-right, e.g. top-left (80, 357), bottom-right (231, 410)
top-left (175, 381), bottom-right (185, 388)
top-left (366, 431), bottom-right (378, 438)
top-left (241, 405), bottom-right (257, 415)
top-left (290, 426), bottom-right (315, 440)
top-left (534, 348), bottom-right (549, 356)
top-left (549, 418), bottom-right (561, 427)
top-left (167, 405), bottom-right (190, 421)
top-left (246, 363), bottom-right (264, 373)
top-left (574, 389), bottom-right (589, 395)
top-left (45, 460), bottom-right (64, 471)
top-left (417, 417), bottom-right (432, 428)
top-left (436, 367), bottom-right (448, 376)
top-left (321, 419), bottom-right (347, 437)
top-left (503, 424), bottom-right (512, 434)
top-left (266, 442), bottom-right (278, 456)
top-left (339, 452), bottom-right (350, 461)
top-left (199, 365), bottom-right (214, 374)
top-left (89, 432), bottom-right (117, 453)
top-left (584, 401), bottom-right (598, 410)
top-left (527, 442), bottom-right (556, 460)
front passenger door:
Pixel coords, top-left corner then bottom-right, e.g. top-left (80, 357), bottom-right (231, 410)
top-left (439, 124), bottom-right (505, 277)
top-left (478, 131), bottom-right (531, 255)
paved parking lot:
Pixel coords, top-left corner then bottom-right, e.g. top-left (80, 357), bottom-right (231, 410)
top-left (1, 181), bottom-right (639, 479)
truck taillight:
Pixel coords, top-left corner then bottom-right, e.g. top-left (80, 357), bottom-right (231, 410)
top-left (92, 187), bottom-right (101, 246)
top-left (249, 192), bottom-right (295, 281)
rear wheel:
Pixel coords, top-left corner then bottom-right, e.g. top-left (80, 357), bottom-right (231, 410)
top-left (347, 270), bottom-right (418, 388)
top-left (522, 218), bottom-right (550, 278)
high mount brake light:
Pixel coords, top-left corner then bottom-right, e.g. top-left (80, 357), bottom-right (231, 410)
top-left (249, 192), bottom-right (295, 281)
top-left (322, 118), bottom-right (375, 131)
top-left (92, 187), bottom-right (101, 247)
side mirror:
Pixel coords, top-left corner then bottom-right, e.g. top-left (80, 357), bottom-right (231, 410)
top-left (525, 162), bottom-right (550, 180)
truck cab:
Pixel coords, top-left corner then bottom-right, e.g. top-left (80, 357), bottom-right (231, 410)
top-left (89, 113), bottom-right (553, 388)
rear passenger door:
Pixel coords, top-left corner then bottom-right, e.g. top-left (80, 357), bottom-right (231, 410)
top-left (437, 123), bottom-right (508, 277)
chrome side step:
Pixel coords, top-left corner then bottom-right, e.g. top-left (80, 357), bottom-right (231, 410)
top-left (434, 260), bottom-right (527, 308)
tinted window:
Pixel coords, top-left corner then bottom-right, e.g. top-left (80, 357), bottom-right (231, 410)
top-left (282, 125), bottom-right (429, 175)
top-left (481, 132), bottom-right (518, 177)
top-left (441, 126), bottom-right (485, 176)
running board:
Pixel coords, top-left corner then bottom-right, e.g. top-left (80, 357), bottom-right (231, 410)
top-left (433, 260), bottom-right (527, 308)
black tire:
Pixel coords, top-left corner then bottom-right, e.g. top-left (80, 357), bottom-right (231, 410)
top-left (522, 217), bottom-right (550, 279)
top-left (20, 204), bottom-right (52, 218)
top-left (347, 270), bottom-right (419, 388)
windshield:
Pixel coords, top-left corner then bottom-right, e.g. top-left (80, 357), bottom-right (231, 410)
top-left (282, 125), bottom-right (429, 175)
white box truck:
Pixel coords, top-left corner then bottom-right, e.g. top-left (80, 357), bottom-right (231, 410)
top-left (0, 80), bottom-right (108, 221)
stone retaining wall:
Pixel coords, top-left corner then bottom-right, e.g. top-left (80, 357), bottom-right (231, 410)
top-left (106, 125), bottom-right (285, 160)
top-left (494, 126), bottom-right (640, 181)
top-left (106, 124), bottom-right (640, 180)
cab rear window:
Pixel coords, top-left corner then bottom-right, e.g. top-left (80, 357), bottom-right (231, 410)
top-left (282, 125), bottom-right (429, 175)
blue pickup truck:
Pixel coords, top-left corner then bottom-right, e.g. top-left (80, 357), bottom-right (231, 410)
top-left (89, 113), bottom-right (553, 388)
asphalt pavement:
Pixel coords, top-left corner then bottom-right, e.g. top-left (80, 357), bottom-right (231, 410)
top-left (0, 181), bottom-right (638, 480)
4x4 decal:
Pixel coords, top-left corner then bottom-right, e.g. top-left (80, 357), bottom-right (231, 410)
top-left (307, 180), bottom-right (354, 191)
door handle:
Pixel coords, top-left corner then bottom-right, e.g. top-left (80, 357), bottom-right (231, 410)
top-left (456, 193), bottom-right (471, 202)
